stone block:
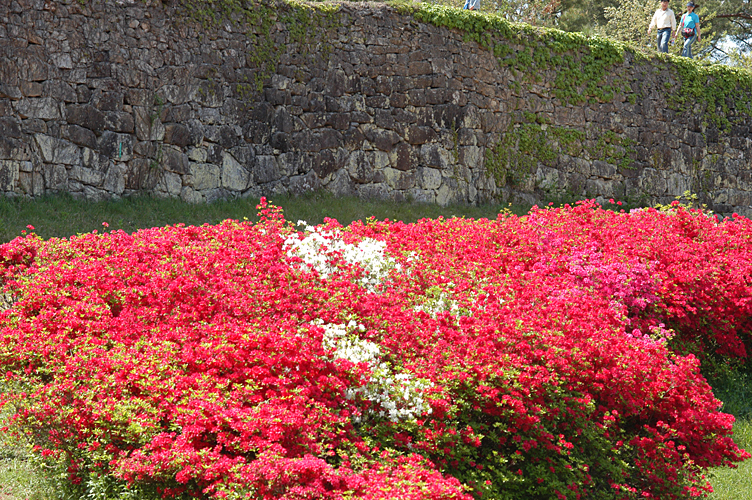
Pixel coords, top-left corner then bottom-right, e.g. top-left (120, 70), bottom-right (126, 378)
top-left (22, 57), bottom-right (49, 82)
top-left (63, 124), bottom-right (97, 149)
top-left (133, 106), bottom-right (165, 141)
top-left (327, 168), bottom-right (354, 197)
top-left (0, 85), bottom-right (23, 100)
top-left (82, 147), bottom-right (110, 172)
top-left (51, 53), bottom-right (73, 70)
top-left (585, 178), bottom-right (615, 198)
top-left (420, 144), bottom-right (452, 170)
top-left (181, 186), bottom-right (205, 204)
top-left (270, 132), bottom-right (290, 152)
top-left (35, 134), bottom-right (80, 165)
top-left (104, 111), bottom-right (135, 134)
top-left (312, 150), bottom-right (338, 179)
top-left (161, 84), bottom-right (193, 105)
top-left (357, 182), bottom-right (390, 200)
top-left (667, 173), bottom-right (690, 197)
top-left (592, 160), bottom-right (617, 179)
top-left (158, 171), bottom-right (182, 196)
top-left (163, 123), bottom-right (193, 148)
top-left (362, 125), bottom-right (400, 152)
top-left (0, 118), bottom-right (22, 139)
top-left (347, 150), bottom-right (389, 184)
top-left (161, 147), bottom-right (189, 175)
top-left (82, 185), bottom-right (109, 202)
top-left (639, 168), bottom-right (667, 196)
top-left (124, 159), bottom-right (159, 191)
top-left (66, 104), bottom-right (106, 135)
top-left (103, 164), bottom-right (126, 195)
top-left (188, 163), bottom-right (220, 190)
top-left (18, 170), bottom-right (44, 196)
top-left (69, 164), bottom-right (106, 186)
top-left (418, 167), bottom-right (442, 190)
top-left (405, 126), bottom-right (437, 145)
top-left (407, 188), bottom-right (436, 204)
top-left (437, 183), bottom-right (460, 206)
top-left (341, 127), bottom-right (366, 151)
top-left (252, 155), bottom-right (279, 185)
top-left (458, 146), bottom-right (482, 169)
top-left (0, 160), bottom-right (20, 191)
top-left (728, 189), bottom-right (752, 207)
top-left (221, 152), bottom-right (251, 191)
top-left (288, 171), bottom-right (321, 195)
top-left (97, 131), bottom-right (134, 162)
top-left (44, 164), bottom-right (68, 191)
top-left (188, 148), bottom-right (208, 163)
top-left (383, 167), bottom-right (416, 190)
top-left (17, 97), bottom-right (61, 120)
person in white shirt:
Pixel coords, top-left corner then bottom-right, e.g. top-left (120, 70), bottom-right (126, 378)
top-left (647, 0), bottom-right (677, 53)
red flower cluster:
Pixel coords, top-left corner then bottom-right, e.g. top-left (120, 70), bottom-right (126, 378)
top-left (0, 199), bottom-right (748, 499)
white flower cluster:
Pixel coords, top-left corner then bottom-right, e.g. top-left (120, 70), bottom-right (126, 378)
top-left (285, 222), bottom-right (400, 291)
top-left (316, 320), bottom-right (433, 423)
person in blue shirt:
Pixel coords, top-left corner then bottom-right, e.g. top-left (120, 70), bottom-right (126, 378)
top-left (463, 0), bottom-right (480, 10)
top-left (674, 2), bottom-right (701, 58)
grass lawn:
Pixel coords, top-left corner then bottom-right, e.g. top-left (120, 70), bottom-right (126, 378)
top-left (708, 368), bottom-right (752, 499)
top-left (707, 417), bottom-right (752, 499)
top-left (0, 405), bottom-right (57, 500)
top-left (0, 192), bottom-right (528, 243)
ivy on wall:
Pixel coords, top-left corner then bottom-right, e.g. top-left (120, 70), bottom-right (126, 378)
top-left (165, 0), bottom-right (340, 93)
top-left (403, 1), bottom-right (752, 130)
top-left (67, 0), bottom-right (751, 202)
top-left (485, 112), bottom-right (635, 189)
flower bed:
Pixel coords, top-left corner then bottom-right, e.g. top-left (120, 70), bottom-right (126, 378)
top-left (0, 199), bottom-right (749, 499)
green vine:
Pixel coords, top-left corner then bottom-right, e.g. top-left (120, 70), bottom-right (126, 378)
top-left (175, 0), bottom-right (339, 94)
top-left (669, 57), bottom-right (752, 132)
top-left (485, 114), bottom-right (635, 188)
top-left (403, 2), bottom-right (752, 128)
top-left (407, 4), bottom-right (626, 105)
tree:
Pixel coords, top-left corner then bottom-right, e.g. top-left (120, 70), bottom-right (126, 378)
top-left (602, 0), bottom-right (656, 49)
top-left (483, 0), bottom-right (562, 25)
top-left (429, 0), bottom-right (752, 65)
top-left (700, 0), bottom-right (752, 63)
top-left (568, 0), bottom-right (752, 62)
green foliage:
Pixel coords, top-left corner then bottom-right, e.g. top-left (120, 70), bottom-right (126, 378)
top-left (406, 1), bottom-right (752, 148)
top-left (669, 56), bottom-right (752, 131)
top-left (172, 0), bottom-right (339, 93)
top-left (485, 114), bottom-right (635, 189)
top-left (601, 0), bottom-right (657, 50)
top-left (487, 0), bottom-right (751, 66)
top-left (409, 3), bottom-right (627, 106)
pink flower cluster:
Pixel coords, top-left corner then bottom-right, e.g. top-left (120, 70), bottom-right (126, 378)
top-left (0, 199), bottom-right (749, 499)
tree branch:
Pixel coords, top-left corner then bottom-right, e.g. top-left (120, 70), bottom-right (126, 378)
top-left (714, 13), bottom-right (752, 20)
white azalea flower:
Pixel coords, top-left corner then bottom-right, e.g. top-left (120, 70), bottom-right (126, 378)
top-left (285, 222), bottom-right (401, 292)
top-left (317, 320), bottom-right (433, 423)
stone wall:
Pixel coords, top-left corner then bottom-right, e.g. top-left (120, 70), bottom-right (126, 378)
top-left (1, 0), bottom-right (752, 214)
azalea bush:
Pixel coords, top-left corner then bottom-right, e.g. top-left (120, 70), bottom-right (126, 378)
top-left (0, 199), bottom-right (750, 500)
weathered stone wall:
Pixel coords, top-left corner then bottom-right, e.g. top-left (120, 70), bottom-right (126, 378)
top-left (1, 0), bottom-right (751, 214)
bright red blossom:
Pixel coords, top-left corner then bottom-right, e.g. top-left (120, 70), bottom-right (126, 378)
top-left (0, 200), bottom-right (748, 499)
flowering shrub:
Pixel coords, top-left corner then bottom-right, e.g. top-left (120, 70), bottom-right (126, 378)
top-left (0, 199), bottom-right (749, 499)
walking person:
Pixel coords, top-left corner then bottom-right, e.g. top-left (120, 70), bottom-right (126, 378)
top-left (463, 0), bottom-right (480, 10)
top-left (674, 2), bottom-right (701, 58)
top-left (648, 0), bottom-right (677, 53)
